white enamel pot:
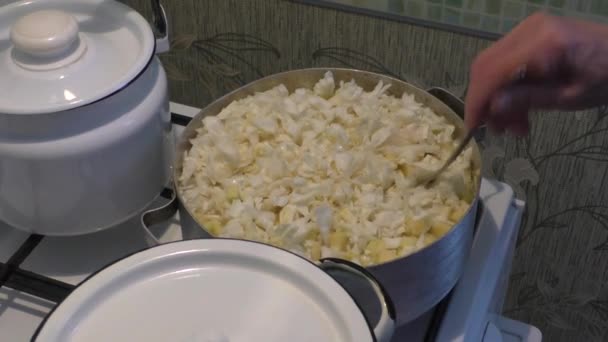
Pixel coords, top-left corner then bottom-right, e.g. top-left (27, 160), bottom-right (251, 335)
top-left (0, 0), bottom-right (173, 235)
top-left (33, 239), bottom-right (396, 342)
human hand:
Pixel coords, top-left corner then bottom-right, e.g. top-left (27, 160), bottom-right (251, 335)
top-left (465, 12), bottom-right (608, 135)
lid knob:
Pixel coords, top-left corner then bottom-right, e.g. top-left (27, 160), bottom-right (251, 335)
top-left (10, 10), bottom-right (79, 58)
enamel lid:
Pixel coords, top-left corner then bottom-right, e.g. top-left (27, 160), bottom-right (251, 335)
top-left (34, 239), bottom-right (375, 342)
top-left (0, 0), bottom-right (155, 114)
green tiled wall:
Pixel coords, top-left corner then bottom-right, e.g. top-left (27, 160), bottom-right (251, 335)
top-left (328, 0), bottom-right (608, 34)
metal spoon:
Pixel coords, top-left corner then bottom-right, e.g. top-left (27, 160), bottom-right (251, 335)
top-left (419, 64), bottom-right (525, 187)
top-left (420, 129), bottom-right (476, 186)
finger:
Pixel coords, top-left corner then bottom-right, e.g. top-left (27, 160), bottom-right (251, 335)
top-left (491, 82), bottom-right (583, 115)
top-left (507, 117), bottom-right (530, 136)
top-left (489, 88), bottom-right (531, 119)
top-left (486, 109), bottom-right (528, 134)
top-left (487, 121), bottom-right (505, 134)
top-left (466, 52), bottom-right (555, 129)
top-left (465, 14), bottom-right (564, 129)
top-left (479, 88), bottom-right (530, 134)
top-left (483, 81), bottom-right (583, 136)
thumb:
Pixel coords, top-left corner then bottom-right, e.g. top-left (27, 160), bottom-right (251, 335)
top-left (491, 82), bottom-right (586, 116)
top-left (487, 83), bottom-right (572, 129)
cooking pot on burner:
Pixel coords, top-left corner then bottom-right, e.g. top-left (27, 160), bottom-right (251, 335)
top-left (142, 68), bottom-right (485, 326)
top-left (0, 0), bottom-right (173, 235)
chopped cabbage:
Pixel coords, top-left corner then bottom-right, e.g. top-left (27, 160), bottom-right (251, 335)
top-left (179, 71), bottom-right (478, 266)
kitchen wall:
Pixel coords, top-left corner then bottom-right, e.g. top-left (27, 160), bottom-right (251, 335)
top-left (127, 0), bottom-right (608, 340)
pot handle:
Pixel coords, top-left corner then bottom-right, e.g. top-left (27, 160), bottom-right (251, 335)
top-left (151, 0), bottom-right (170, 54)
top-left (427, 87), bottom-right (486, 143)
top-left (140, 187), bottom-right (179, 246)
top-left (319, 258), bottom-right (395, 342)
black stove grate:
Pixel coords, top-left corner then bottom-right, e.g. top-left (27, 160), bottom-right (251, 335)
top-left (0, 235), bottom-right (59, 298)
top-left (0, 235), bottom-right (43, 286)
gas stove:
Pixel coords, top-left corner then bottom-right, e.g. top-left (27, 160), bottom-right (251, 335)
top-left (0, 102), bottom-right (542, 342)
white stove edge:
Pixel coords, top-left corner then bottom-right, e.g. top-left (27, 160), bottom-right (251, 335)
top-left (436, 181), bottom-right (542, 342)
top-left (170, 102), bottom-right (201, 117)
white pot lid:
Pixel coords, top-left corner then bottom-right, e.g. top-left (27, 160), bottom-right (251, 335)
top-left (0, 0), bottom-right (155, 114)
top-left (34, 239), bottom-right (378, 342)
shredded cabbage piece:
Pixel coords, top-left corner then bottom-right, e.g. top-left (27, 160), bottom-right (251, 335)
top-left (179, 71), bottom-right (478, 266)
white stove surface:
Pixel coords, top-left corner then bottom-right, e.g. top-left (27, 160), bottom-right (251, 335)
top-left (0, 103), bottom-right (541, 342)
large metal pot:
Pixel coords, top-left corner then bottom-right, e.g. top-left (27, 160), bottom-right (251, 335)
top-left (143, 68), bottom-right (483, 326)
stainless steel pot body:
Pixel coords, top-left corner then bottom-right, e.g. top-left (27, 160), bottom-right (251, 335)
top-left (164, 68), bottom-right (482, 325)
